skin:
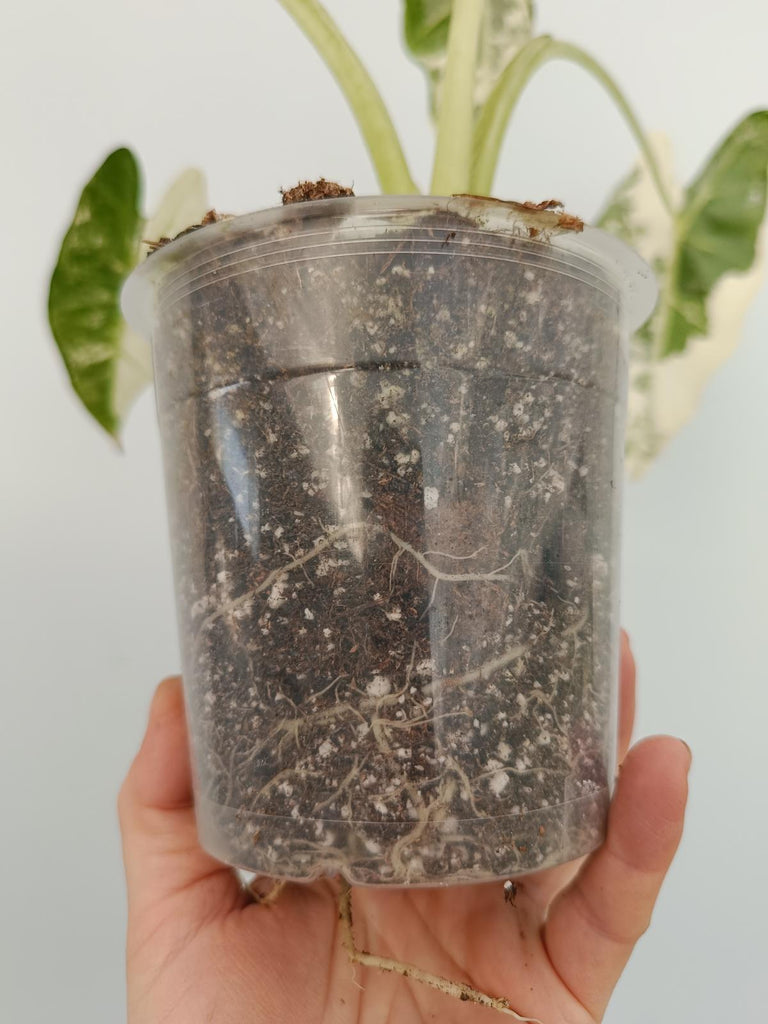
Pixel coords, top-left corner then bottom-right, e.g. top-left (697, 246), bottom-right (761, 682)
top-left (119, 631), bottom-right (690, 1023)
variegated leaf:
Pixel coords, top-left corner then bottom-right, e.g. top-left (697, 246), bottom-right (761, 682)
top-left (598, 113), bottom-right (768, 478)
top-left (49, 148), bottom-right (144, 439)
top-left (49, 153), bottom-right (207, 440)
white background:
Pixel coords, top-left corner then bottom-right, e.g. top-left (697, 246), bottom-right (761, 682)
top-left (2, 1), bottom-right (766, 1020)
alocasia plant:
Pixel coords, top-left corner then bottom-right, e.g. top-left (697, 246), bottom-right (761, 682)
top-left (49, 0), bottom-right (768, 478)
top-left (45, 5), bottom-right (766, 1017)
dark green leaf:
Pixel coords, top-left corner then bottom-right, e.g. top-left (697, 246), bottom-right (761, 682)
top-left (668, 109), bottom-right (768, 354)
top-left (48, 147), bottom-right (143, 438)
top-left (404, 0), bottom-right (451, 55)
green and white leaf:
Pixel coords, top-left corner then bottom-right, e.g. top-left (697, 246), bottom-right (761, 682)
top-left (49, 147), bottom-right (144, 439)
top-left (403, 0), bottom-right (534, 117)
top-left (598, 113), bottom-right (768, 478)
top-left (49, 152), bottom-right (207, 440)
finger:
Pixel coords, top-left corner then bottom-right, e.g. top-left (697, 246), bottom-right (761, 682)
top-left (542, 735), bottom-right (691, 1020)
top-left (617, 629), bottom-right (636, 764)
top-left (118, 677), bottom-right (242, 916)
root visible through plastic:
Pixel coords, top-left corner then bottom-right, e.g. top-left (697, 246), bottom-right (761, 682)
top-left (196, 520), bottom-right (531, 692)
top-left (336, 880), bottom-right (543, 1022)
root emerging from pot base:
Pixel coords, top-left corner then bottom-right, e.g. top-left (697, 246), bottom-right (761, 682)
top-left (337, 880), bottom-right (542, 1021)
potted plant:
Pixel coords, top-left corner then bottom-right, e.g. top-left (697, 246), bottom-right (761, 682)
top-left (48, 0), bottom-right (766, 1014)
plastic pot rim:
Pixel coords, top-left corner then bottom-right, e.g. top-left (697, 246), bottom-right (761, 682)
top-left (122, 194), bottom-right (658, 341)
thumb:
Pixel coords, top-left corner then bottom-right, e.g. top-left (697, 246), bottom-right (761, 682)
top-left (118, 677), bottom-right (242, 918)
top-left (542, 735), bottom-right (691, 1020)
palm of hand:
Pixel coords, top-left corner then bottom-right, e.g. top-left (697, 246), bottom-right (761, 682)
top-left (127, 866), bottom-right (590, 1023)
top-left (121, 640), bottom-right (689, 1024)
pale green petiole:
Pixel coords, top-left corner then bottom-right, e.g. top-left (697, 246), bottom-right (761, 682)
top-left (471, 35), bottom-right (677, 215)
top-left (429, 0), bottom-right (485, 195)
top-left (274, 4), bottom-right (674, 218)
top-left (277, 0), bottom-right (418, 194)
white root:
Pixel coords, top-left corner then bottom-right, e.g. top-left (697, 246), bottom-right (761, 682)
top-left (337, 881), bottom-right (543, 1022)
top-left (438, 643), bottom-right (528, 689)
top-left (195, 519), bottom-right (535, 695)
top-left (386, 529), bottom-right (521, 584)
top-left (195, 520), bottom-right (530, 641)
top-left (247, 877), bottom-right (287, 906)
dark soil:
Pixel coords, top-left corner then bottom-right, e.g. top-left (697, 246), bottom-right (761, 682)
top-left (281, 178), bottom-right (355, 204)
top-left (150, 197), bottom-right (623, 885)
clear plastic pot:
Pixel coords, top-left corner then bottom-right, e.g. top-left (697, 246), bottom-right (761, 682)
top-left (123, 196), bottom-right (656, 886)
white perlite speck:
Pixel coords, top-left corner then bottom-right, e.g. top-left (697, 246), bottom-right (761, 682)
top-left (424, 486), bottom-right (439, 510)
top-left (267, 579), bottom-right (288, 609)
top-left (395, 450), bottom-right (419, 466)
top-left (490, 771), bottom-right (510, 796)
top-left (366, 675), bottom-right (392, 697)
top-left (318, 740), bottom-right (334, 758)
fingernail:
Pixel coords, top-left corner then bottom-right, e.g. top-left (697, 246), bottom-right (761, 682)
top-left (680, 739), bottom-right (693, 767)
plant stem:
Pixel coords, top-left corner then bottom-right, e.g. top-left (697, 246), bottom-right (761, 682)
top-left (430, 0), bottom-right (485, 194)
top-left (277, 0), bottom-right (418, 194)
top-left (553, 41), bottom-right (676, 214)
top-left (471, 36), bottom-right (676, 216)
top-left (470, 35), bottom-right (554, 195)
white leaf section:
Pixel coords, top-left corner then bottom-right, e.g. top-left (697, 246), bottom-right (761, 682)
top-left (113, 168), bottom-right (209, 432)
top-left (600, 136), bottom-right (766, 478)
top-left (113, 323), bottom-right (155, 434)
top-left (140, 168), bottom-right (208, 260)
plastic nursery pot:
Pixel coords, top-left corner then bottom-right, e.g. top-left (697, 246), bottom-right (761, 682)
top-left (123, 195), bottom-right (656, 887)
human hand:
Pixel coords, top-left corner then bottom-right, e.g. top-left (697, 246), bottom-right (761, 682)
top-left (119, 632), bottom-right (690, 1023)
